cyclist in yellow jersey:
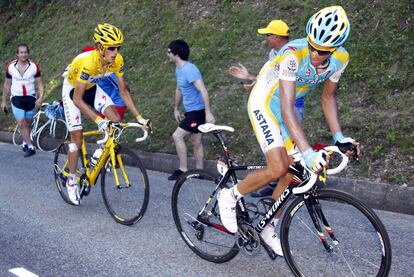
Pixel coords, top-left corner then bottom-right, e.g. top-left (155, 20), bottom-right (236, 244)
top-left (218, 6), bottom-right (360, 256)
top-left (62, 23), bottom-right (151, 205)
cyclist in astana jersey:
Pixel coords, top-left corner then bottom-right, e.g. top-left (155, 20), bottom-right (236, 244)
top-left (218, 6), bottom-right (360, 256)
top-left (62, 23), bottom-right (151, 205)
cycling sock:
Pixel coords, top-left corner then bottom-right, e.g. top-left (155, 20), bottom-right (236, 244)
top-left (69, 173), bottom-right (77, 182)
top-left (231, 185), bottom-right (243, 200)
top-left (270, 218), bottom-right (279, 228)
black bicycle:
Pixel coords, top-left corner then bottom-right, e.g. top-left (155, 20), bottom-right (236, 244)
top-left (171, 123), bottom-right (392, 277)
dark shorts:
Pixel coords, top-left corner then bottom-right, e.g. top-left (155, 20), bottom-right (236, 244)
top-left (11, 96), bottom-right (36, 111)
top-left (179, 109), bottom-right (206, 133)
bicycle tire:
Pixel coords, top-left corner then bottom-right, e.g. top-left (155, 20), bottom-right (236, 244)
top-left (12, 124), bottom-right (23, 146)
top-left (37, 119), bottom-right (68, 152)
top-left (101, 146), bottom-right (149, 225)
top-left (171, 169), bottom-right (240, 263)
top-left (280, 189), bottom-right (392, 277)
top-left (53, 142), bottom-right (76, 205)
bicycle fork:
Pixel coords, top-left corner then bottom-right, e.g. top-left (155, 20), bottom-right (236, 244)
top-left (304, 194), bottom-right (338, 252)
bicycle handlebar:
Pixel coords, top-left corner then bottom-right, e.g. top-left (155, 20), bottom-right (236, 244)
top-left (292, 146), bottom-right (349, 194)
top-left (96, 122), bottom-right (149, 145)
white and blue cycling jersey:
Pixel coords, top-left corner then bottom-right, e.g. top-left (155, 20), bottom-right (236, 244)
top-left (248, 38), bottom-right (349, 154)
top-left (97, 73), bottom-right (125, 107)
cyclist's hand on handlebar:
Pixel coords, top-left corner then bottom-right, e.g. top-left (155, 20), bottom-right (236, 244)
top-left (303, 148), bottom-right (329, 173)
top-left (95, 116), bottom-right (109, 132)
top-left (136, 114), bottom-right (152, 133)
top-left (335, 137), bottom-right (361, 160)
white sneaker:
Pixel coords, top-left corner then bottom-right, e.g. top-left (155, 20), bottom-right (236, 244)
top-left (261, 228), bottom-right (283, 256)
top-left (66, 179), bottom-right (80, 205)
top-left (217, 188), bottom-right (238, 233)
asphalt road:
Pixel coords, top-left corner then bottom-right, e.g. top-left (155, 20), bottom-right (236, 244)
top-left (0, 142), bottom-right (413, 276)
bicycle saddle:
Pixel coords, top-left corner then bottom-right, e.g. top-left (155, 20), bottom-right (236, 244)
top-left (198, 123), bottom-right (234, 133)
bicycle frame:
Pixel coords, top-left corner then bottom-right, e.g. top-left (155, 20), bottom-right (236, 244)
top-left (58, 125), bottom-right (135, 191)
top-left (198, 130), bottom-right (335, 250)
top-left (80, 129), bottom-right (129, 189)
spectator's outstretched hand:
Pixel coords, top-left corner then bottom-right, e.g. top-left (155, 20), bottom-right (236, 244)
top-left (228, 63), bottom-right (250, 80)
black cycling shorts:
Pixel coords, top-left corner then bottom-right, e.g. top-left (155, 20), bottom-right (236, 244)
top-left (179, 109), bottom-right (206, 133)
top-left (11, 96), bottom-right (36, 111)
top-left (69, 85), bottom-right (97, 107)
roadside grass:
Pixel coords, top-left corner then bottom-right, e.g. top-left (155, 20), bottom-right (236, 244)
top-left (0, 0), bottom-right (412, 185)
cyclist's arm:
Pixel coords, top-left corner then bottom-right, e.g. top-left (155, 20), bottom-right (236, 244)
top-left (72, 81), bottom-right (99, 121)
top-left (1, 78), bottom-right (11, 108)
top-left (321, 79), bottom-right (341, 136)
top-left (280, 79), bottom-right (311, 152)
top-left (116, 75), bottom-right (141, 118)
top-left (35, 76), bottom-right (45, 106)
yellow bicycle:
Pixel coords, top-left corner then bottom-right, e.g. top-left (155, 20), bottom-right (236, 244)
top-left (53, 122), bottom-right (149, 225)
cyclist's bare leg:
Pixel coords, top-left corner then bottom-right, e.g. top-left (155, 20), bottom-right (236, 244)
top-left (102, 105), bottom-right (121, 122)
top-left (68, 130), bottom-right (82, 173)
top-left (272, 173), bottom-right (293, 218)
top-left (18, 119), bottom-right (32, 145)
top-left (237, 147), bottom-right (289, 195)
top-left (191, 132), bottom-right (203, 169)
top-left (172, 127), bottom-right (191, 171)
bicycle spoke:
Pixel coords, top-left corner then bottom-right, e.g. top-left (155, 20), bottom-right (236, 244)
top-left (172, 170), bottom-right (239, 263)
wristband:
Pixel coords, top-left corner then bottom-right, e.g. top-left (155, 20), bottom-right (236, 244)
top-left (333, 132), bottom-right (345, 144)
top-left (302, 148), bottom-right (314, 159)
top-left (94, 116), bottom-right (103, 124)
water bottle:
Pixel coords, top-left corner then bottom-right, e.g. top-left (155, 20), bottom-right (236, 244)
top-left (90, 147), bottom-right (103, 168)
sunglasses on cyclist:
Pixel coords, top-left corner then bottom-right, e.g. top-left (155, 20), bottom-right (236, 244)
top-left (107, 46), bottom-right (121, 51)
top-left (308, 43), bottom-right (335, 56)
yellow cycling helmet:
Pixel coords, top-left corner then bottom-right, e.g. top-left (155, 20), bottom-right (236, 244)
top-left (93, 23), bottom-right (124, 47)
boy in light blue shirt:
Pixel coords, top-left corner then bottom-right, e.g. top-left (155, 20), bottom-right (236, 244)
top-left (167, 39), bottom-right (215, 181)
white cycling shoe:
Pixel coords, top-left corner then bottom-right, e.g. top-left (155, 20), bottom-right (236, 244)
top-left (66, 179), bottom-right (80, 206)
top-left (260, 228), bottom-right (283, 256)
top-left (217, 188), bottom-right (238, 233)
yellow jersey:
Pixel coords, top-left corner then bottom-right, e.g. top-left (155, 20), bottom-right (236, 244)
top-left (65, 50), bottom-right (124, 89)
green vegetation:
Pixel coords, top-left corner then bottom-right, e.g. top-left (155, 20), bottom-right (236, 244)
top-left (0, 0), bottom-right (413, 185)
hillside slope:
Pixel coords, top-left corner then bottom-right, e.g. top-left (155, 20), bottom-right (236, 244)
top-left (0, 0), bottom-right (413, 185)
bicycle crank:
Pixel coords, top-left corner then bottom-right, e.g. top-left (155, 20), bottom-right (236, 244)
top-left (236, 224), bottom-right (261, 256)
top-left (79, 175), bottom-right (90, 197)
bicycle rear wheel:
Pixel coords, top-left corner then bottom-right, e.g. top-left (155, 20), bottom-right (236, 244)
top-left (101, 146), bottom-right (149, 225)
top-left (280, 189), bottom-right (392, 277)
top-left (171, 169), bottom-right (239, 263)
top-left (12, 124), bottom-right (23, 146)
top-left (37, 119), bottom-right (68, 152)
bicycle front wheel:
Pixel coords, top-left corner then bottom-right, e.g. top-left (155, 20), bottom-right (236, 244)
top-left (37, 119), bottom-right (68, 152)
top-left (53, 142), bottom-right (74, 205)
top-left (281, 189), bottom-right (392, 277)
top-left (12, 124), bottom-right (23, 146)
top-left (171, 169), bottom-right (239, 263)
top-left (101, 147), bottom-right (149, 225)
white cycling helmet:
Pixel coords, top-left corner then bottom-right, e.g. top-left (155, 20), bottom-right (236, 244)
top-left (306, 6), bottom-right (350, 48)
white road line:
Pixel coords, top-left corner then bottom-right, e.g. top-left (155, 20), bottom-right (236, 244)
top-left (8, 268), bottom-right (39, 277)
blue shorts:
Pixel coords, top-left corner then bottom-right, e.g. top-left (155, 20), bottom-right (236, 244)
top-left (11, 104), bottom-right (35, 120)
